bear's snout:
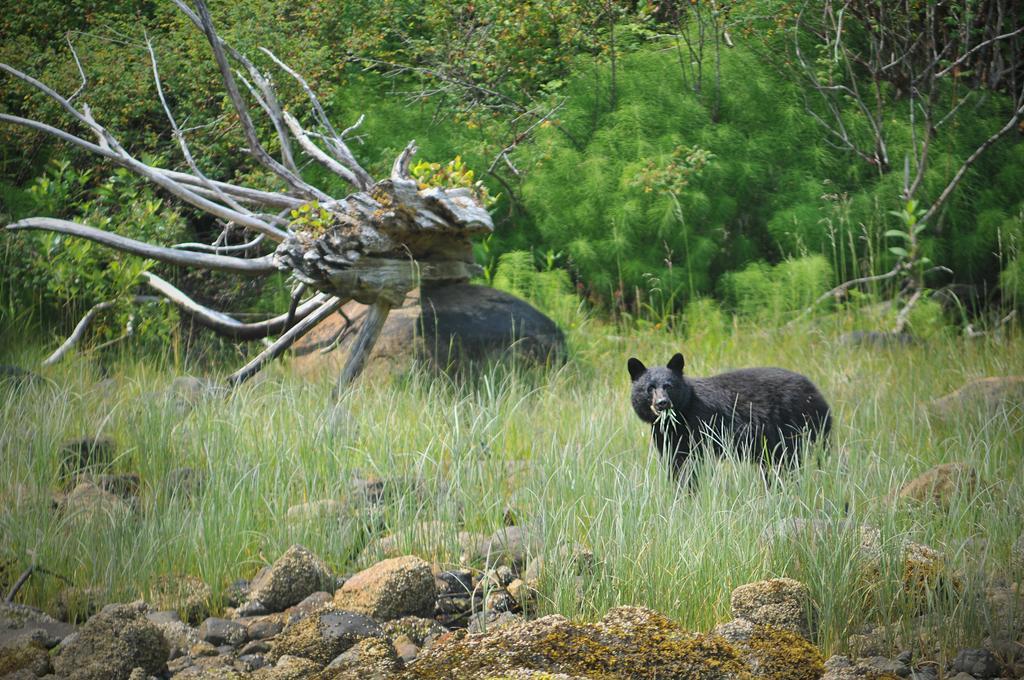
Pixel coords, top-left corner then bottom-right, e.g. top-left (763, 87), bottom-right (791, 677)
top-left (652, 389), bottom-right (672, 413)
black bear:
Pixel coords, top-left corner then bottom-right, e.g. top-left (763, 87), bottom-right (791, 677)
top-left (628, 353), bottom-right (831, 483)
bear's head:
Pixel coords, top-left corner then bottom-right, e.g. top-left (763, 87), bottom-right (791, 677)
top-left (627, 353), bottom-right (692, 423)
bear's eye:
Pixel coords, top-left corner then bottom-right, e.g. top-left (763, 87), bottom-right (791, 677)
top-left (647, 385), bottom-right (654, 394)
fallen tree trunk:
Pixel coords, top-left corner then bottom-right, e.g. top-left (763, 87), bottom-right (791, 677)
top-left (1, 0), bottom-right (493, 392)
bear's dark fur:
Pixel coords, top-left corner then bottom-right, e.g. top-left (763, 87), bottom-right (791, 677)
top-left (628, 353), bottom-right (831, 483)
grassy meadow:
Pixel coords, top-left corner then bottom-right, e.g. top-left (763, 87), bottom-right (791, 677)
top-left (1, 310), bottom-right (1022, 664)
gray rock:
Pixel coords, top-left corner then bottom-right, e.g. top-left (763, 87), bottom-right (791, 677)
top-left (283, 591), bottom-right (333, 623)
top-left (861, 655), bottom-right (910, 677)
top-left (324, 636), bottom-right (403, 674)
top-left (951, 648), bottom-right (1001, 678)
top-left (381, 616), bottom-right (447, 648)
top-left (269, 608), bottom-right (384, 665)
top-left (241, 545), bottom-right (334, 614)
top-left (910, 667), bottom-right (939, 680)
top-left (61, 481), bottom-right (132, 523)
top-left (0, 602), bottom-right (76, 649)
top-left (840, 331), bottom-right (915, 347)
top-left (291, 283), bottom-right (566, 378)
top-left (474, 525), bottom-right (538, 570)
top-left (198, 617), bottom-right (247, 647)
top-left (467, 610), bottom-right (523, 633)
top-left (236, 653), bottom-right (267, 671)
top-left (52, 602), bottom-right (169, 680)
top-left (931, 376), bottom-right (1024, 419)
top-left (243, 616), bottom-right (285, 641)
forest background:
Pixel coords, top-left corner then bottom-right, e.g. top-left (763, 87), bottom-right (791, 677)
top-left (0, 0), bottom-right (1022, 345)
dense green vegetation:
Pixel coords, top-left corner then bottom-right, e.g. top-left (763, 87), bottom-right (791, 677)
top-left (1, 0), bottom-right (1022, 343)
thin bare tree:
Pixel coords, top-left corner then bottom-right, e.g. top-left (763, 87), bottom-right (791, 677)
top-left (1, 0), bottom-right (493, 394)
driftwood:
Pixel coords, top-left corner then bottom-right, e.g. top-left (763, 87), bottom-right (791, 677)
top-left (1, 0), bottom-right (493, 393)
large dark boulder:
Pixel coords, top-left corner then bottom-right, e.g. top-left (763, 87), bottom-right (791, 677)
top-left (291, 283), bottom-right (565, 377)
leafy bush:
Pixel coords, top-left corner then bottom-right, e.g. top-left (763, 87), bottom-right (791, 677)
top-left (720, 255), bottom-right (833, 321)
top-left (491, 250), bottom-right (583, 329)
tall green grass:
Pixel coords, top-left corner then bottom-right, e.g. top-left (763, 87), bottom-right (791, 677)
top-left (1, 315), bottom-right (1021, 663)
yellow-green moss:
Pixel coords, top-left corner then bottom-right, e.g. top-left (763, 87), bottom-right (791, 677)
top-left (746, 625), bottom-right (824, 680)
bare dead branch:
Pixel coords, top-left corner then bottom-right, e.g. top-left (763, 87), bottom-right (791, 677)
top-left (141, 272), bottom-right (327, 340)
top-left (7, 218), bottom-right (279, 274)
top-left (172, 233), bottom-right (265, 253)
top-left (42, 296), bottom-right (163, 366)
top-left (227, 296), bottom-right (346, 386)
top-left (283, 111), bottom-right (366, 189)
top-left (187, 0), bottom-right (325, 200)
top-left (333, 299), bottom-right (391, 396)
top-left (391, 141), bottom-right (418, 180)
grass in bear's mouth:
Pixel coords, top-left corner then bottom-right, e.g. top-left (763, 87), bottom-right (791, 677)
top-left (0, 315), bottom-right (1021, 664)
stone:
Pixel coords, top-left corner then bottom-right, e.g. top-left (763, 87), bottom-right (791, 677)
top-left (61, 481), bottom-right (131, 523)
top-left (244, 616), bottom-right (285, 641)
top-left (55, 586), bottom-right (106, 623)
top-left (291, 283), bottom-right (566, 378)
top-left (168, 376), bottom-right (227, 407)
top-left (380, 616), bottom-right (447, 647)
top-left (284, 499), bottom-right (347, 524)
top-left (283, 591), bottom-right (334, 623)
top-left (190, 640), bottom-right (219, 657)
top-left (392, 633), bottom-right (419, 663)
top-left (951, 647), bottom-right (1001, 678)
top-left (90, 473), bottom-right (142, 501)
top-left (241, 545), bottom-right (334, 614)
top-left (931, 376), bottom-right (1024, 419)
top-left (473, 525), bottom-right (539, 570)
top-left (323, 636), bottom-right (403, 674)
top-left (467, 610), bottom-right (523, 633)
top-left (412, 605), bottom-right (821, 679)
top-left (58, 437), bottom-right (116, 485)
top-left (860, 654), bottom-right (910, 677)
top-left (333, 555), bottom-right (435, 621)
top-left (150, 575), bottom-right (212, 625)
top-left (146, 612), bottom-right (199, 660)
top-left (730, 577), bottom-right (811, 638)
top-left (0, 602), bottom-right (76, 649)
top-left (894, 463), bottom-right (978, 507)
top-left (52, 602), bottom-right (170, 680)
top-left (269, 607), bottom-right (384, 665)
top-left (198, 617), bottom-right (247, 647)
top-left (0, 637), bottom-right (52, 677)
top-left (252, 654), bottom-right (320, 679)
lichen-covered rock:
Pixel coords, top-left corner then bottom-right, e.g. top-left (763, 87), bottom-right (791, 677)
top-left (198, 617), bottom-right (247, 647)
top-left (269, 606), bottom-right (384, 665)
top-left (146, 610), bottom-right (199, 659)
top-left (150, 575), bottom-right (212, 625)
top-left (819, 655), bottom-right (903, 680)
top-left (242, 545), bottom-right (335, 614)
top-left (285, 499), bottom-right (349, 524)
top-left (62, 481), bottom-right (132, 523)
top-left (0, 602), bottom-right (76, 648)
top-left (323, 636), bottom-right (404, 675)
top-left (381, 617), bottom-right (447, 647)
top-left (951, 648), bottom-right (1001, 678)
top-left (409, 606), bottom-right (754, 679)
top-left (930, 376), bottom-right (1024, 418)
top-left (333, 556), bottom-right (435, 621)
top-left (253, 654), bottom-right (322, 679)
top-left (730, 578), bottom-right (811, 638)
top-left (894, 463), bottom-right (978, 507)
top-left (0, 637), bottom-right (52, 677)
top-left (53, 602), bottom-right (170, 680)
top-left (743, 625), bottom-right (824, 680)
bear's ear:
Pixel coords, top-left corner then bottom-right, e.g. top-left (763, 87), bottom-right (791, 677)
top-left (627, 358), bottom-right (647, 381)
top-left (667, 353), bottom-right (685, 374)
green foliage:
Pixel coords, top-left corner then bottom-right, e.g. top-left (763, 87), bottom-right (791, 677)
top-left (2, 160), bottom-right (186, 348)
top-left (411, 155), bottom-right (497, 208)
top-left (491, 250), bottom-right (583, 329)
top-left (720, 255), bottom-right (833, 321)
